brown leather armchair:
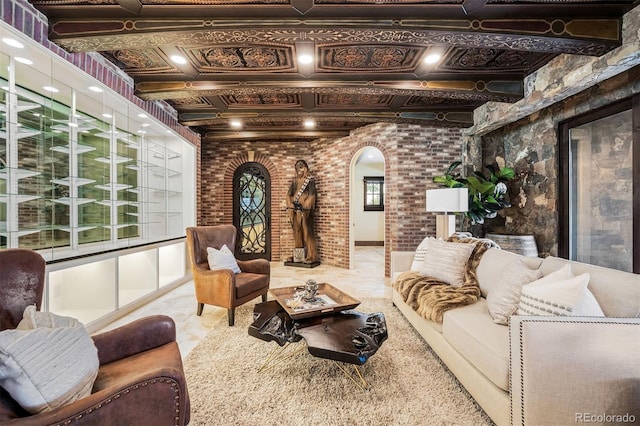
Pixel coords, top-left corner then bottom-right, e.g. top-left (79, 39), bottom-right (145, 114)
top-left (0, 249), bottom-right (190, 425)
top-left (186, 225), bottom-right (270, 326)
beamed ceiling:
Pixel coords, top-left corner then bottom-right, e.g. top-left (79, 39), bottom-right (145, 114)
top-left (27, 0), bottom-right (639, 142)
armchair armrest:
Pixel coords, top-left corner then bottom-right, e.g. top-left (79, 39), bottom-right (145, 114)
top-left (92, 315), bottom-right (177, 365)
top-left (509, 316), bottom-right (640, 426)
top-left (391, 251), bottom-right (415, 279)
top-left (237, 258), bottom-right (270, 275)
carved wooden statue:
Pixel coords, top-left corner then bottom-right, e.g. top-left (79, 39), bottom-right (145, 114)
top-left (286, 159), bottom-right (318, 263)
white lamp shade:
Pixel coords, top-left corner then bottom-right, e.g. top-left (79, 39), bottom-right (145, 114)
top-left (426, 188), bottom-right (469, 213)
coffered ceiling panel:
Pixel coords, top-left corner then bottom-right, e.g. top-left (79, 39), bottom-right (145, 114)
top-left (26, 0), bottom-right (638, 141)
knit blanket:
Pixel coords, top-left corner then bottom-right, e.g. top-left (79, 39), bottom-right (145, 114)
top-left (392, 236), bottom-right (496, 324)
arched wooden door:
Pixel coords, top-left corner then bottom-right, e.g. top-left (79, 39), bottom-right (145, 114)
top-left (233, 162), bottom-right (271, 260)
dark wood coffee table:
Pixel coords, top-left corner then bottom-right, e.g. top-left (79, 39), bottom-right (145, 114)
top-left (248, 291), bottom-right (388, 389)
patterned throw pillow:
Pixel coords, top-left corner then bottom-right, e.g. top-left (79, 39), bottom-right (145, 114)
top-left (517, 264), bottom-right (604, 317)
top-left (419, 239), bottom-right (475, 287)
top-left (0, 311), bottom-right (98, 414)
top-left (17, 305), bottom-right (80, 330)
top-left (486, 259), bottom-right (543, 325)
top-left (207, 244), bottom-right (241, 273)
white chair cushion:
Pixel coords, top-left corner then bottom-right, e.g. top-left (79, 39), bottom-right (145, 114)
top-left (0, 326), bottom-right (99, 414)
top-left (207, 244), bottom-right (241, 273)
top-left (17, 305), bottom-right (80, 330)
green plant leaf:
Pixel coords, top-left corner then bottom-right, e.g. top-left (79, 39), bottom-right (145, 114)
top-left (445, 161), bottom-right (462, 175)
top-left (496, 167), bottom-right (515, 180)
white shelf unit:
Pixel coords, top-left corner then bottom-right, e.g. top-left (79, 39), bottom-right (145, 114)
top-left (45, 238), bottom-right (190, 332)
top-left (0, 63), bottom-right (43, 246)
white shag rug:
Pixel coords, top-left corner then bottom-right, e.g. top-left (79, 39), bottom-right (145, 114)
top-left (184, 298), bottom-right (494, 426)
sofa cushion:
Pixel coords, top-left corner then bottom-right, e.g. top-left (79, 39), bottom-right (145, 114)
top-left (442, 299), bottom-right (510, 391)
top-left (420, 239), bottom-right (475, 287)
top-left (486, 259), bottom-right (543, 325)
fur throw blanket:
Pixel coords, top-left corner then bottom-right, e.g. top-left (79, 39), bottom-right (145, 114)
top-left (392, 235), bottom-right (497, 324)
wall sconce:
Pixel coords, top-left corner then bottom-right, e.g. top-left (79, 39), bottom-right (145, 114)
top-left (426, 188), bottom-right (469, 240)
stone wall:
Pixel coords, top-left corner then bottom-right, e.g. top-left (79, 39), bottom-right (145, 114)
top-left (477, 67), bottom-right (639, 258)
top-left (200, 122), bottom-right (464, 275)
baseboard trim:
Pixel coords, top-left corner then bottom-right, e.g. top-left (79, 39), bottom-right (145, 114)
top-left (355, 241), bottom-right (384, 246)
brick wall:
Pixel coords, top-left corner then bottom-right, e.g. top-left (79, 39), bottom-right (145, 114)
top-left (200, 122), bottom-right (465, 276)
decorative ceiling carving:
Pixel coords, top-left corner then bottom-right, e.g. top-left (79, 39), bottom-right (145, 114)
top-left (26, 0), bottom-right (637, 141)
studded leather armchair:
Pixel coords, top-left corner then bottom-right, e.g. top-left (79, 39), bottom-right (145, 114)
top-left (0, 249), bottom-right (190, 425)
top-left (186, 225), bottom-right (270, 326)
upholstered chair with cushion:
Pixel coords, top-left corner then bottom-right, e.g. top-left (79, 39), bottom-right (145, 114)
top-left (186, 225), bottom-right (270, 326)
top-left (0, 249), bottom-right (190, 425)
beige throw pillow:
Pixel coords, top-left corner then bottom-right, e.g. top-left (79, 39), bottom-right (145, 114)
top-left (207, 244), bottom-right (241, 273)
top-left (486, 259), bottom-right (543, 325)
top-left (0, 326), bottom-right (99, 414)
top-left (419, 239), bottom-right (475, 287)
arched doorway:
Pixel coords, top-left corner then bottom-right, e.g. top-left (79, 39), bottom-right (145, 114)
top-left (233, 162), bottom-right (271, 260)
top-left (349, 146), bottom-right (385, 269)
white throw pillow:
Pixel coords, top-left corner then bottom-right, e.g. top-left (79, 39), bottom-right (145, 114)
top-left (17, 305), bottom-right (81, 330)
top-left (0, 326), bottom-right (99, 414)
top-left (572, 285), bottom-right (606, 316)
top-left (411, 236), bottom-right (435, 271)
top-left (207, 244), bottom-right (241, 273)
top-left (517, 264), bottom-right (604, 317)
top-left (419, 239), bottom-right (475, 287)
top-left (486, 259), bottom-right (543, 325)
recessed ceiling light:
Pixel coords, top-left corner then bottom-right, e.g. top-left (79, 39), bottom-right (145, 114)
top-left (230, 120), bottom-right (242, 128)
top-left (43, 86), bottom-right (59, 93)
top-left (141, 123), bottom-right (150, 127)
top-left (2, 38), bottom-right (23, 48)
top-left (424, 53), bottom-right (442, 64)
top-left (137, 113), bottom-right (148, 118)
top-left (303, 119), bottom-right (315, 128)
top-left (298, 54), bottom-right (314, 65)
top-left (170, 55), bottom-right (187, 65)
top-left (102, 113), bottom-right (113, 118)
top-left (89, 86), bottom-right (103, 93)
top-left (14, 57), bottom-right (32, 65)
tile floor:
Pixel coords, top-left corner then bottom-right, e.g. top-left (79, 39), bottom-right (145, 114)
top-left (98, 247), bottom-right (391, 357)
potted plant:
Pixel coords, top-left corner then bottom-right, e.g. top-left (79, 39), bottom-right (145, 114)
top-left (433, 161), bottom-right (515, 225)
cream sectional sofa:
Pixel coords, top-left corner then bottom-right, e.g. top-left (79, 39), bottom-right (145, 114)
top-left (391, 246), bottom-right (640, 426)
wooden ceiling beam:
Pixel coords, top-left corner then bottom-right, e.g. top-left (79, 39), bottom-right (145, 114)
top-left (47, 19), bottom-right (621, 57)
top-left (115, 0), bottom-right (142, 15)
top-left (462, 0), bottom-right (488, 16)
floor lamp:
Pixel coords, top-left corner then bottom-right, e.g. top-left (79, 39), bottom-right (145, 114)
top-left (426, 188), bottom-right (469, 240)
